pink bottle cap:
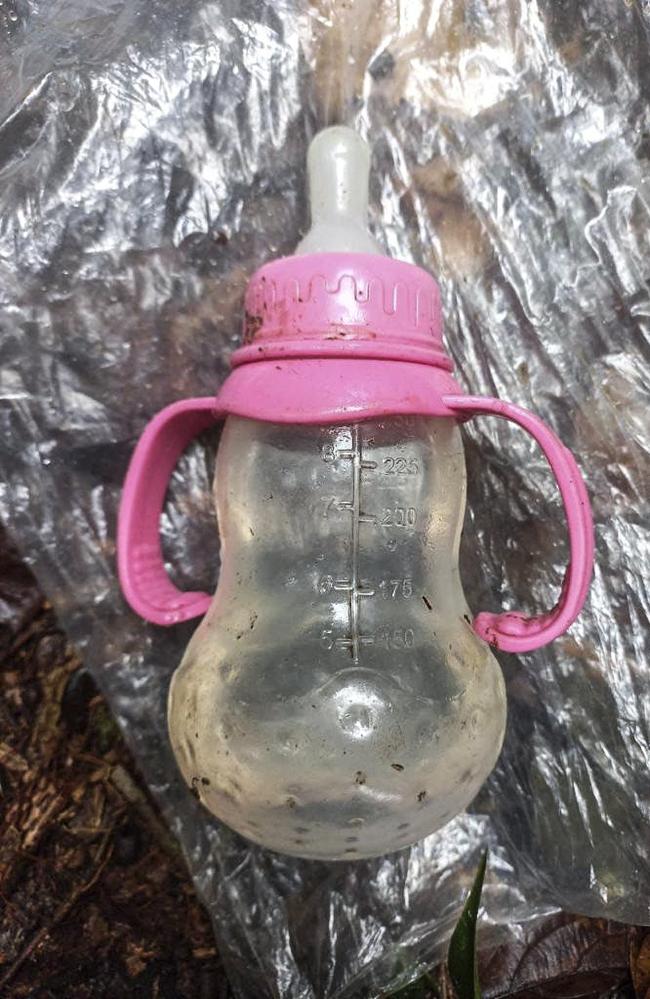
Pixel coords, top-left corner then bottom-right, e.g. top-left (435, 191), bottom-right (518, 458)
top-left (232, 252), bottom-right (451, 371)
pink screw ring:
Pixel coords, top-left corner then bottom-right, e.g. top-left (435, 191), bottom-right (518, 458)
top-left (118, 252), bottom-right (594, 652)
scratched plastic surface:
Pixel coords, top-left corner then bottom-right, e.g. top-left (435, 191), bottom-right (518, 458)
top-left (169, 416), bottom-right (506, 859)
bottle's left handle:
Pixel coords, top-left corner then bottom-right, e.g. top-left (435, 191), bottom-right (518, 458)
top-left (117, 398), bottom-right (224, 626)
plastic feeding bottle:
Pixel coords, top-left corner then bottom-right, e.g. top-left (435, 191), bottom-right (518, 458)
top-left (117, 127), bottom-right (594, 860)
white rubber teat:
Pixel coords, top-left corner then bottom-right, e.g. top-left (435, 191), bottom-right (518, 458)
top-left (296, 126), bottom-right (384, 256)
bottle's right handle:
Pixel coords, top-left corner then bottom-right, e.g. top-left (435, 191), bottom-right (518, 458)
top-left (443, 394), bottom-right (594, 653)
top-left (117, 397), bottom-right (224, 626)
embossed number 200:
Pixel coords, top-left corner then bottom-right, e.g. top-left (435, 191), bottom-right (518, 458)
top-left (381, 507), bottom-right (417, 528)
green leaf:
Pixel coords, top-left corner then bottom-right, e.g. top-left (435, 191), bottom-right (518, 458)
top-left (447, 850), bottom-right (487, 999)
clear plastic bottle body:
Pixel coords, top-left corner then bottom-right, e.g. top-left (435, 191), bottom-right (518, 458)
top-left (168, 414), bottom-right (506, 860)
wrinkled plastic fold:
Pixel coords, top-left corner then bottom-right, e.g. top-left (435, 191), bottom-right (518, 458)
top-left (0, 1), bottom-right (648, 996)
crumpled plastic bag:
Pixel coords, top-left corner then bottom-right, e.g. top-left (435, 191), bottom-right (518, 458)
top-left (0, 0), bottom-right (648, 995)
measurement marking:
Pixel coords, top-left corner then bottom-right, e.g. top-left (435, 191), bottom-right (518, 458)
top-left (322, 428), bottom-right (377, 662)
top-left (358, 512), bottom-right (377, 524)
top-left (349, 424), bottom-right (362, 663)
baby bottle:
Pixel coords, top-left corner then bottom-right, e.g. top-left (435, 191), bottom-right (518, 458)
top-left (118, 127), bottom-right (593, 860)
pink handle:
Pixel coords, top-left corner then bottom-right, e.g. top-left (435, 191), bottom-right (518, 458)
top-left (118, 398), bottom-right (223, 625)
top-left (443, 395), bottom-right (594, 654)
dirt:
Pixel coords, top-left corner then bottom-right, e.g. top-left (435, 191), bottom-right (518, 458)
top-left (0, 529), bottom-right (230, 998)
top-left (243, 312), bottom-right (263, 343)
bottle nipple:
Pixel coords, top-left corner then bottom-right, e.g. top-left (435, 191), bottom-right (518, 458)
top-left (296, 126), bottom-right (384, 256)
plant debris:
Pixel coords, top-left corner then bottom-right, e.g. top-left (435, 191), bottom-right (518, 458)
top-left (0, 528), bottom-right (230, 998)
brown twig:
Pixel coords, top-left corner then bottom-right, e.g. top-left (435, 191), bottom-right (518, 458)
top-left (109, 764), bottom-right (178, 854)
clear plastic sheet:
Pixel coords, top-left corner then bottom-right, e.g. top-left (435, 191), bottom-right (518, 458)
top-left (0, 0), bottom-right (649, 994)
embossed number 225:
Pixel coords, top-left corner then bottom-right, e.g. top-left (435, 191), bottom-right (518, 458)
top-left (383, 456), bottom-right (418, 475)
